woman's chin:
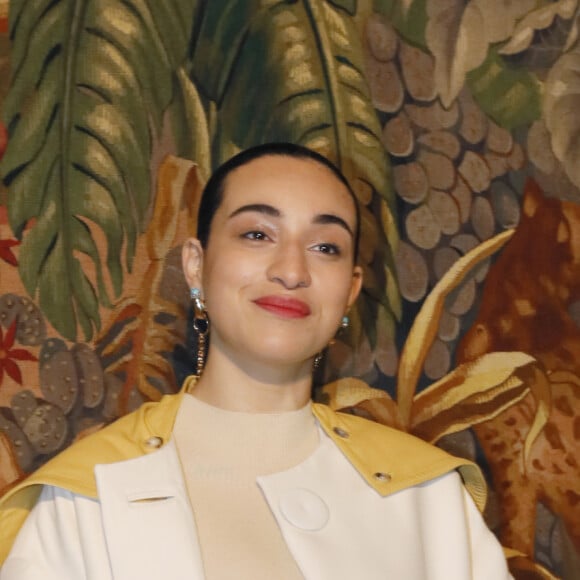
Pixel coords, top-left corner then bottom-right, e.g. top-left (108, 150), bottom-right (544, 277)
top-left (238, 347), bottom-right (319, 374)
top-left (212, 331), bottom-right (327, 370)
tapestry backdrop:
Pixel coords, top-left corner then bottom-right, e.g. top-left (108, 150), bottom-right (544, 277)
top-left (0, 1), bottom-right (579, 578)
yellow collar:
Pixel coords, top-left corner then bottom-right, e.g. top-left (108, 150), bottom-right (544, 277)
top-left (0, 376), bottom-right (486, 564)
top-left (5, 375), bottom-right (484, 506)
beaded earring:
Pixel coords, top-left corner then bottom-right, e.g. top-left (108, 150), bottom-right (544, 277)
top-left (313, 315), bottom-right (349, 371)
top-left (190, 288), bottom-right (209, 377)
top-left (313, 352), bottom-right (323, 369)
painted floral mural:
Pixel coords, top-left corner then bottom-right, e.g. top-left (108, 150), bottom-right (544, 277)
top-left (0, 1), bottom-right (579, 578)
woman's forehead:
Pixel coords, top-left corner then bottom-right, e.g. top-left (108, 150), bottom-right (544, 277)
top-left (220, 155), bottom-right (356, 215)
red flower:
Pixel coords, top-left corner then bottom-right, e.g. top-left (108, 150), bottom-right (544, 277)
top-left (0, 237), bottom-right (19, 266)
top-left (0, 204), bottom-right (20, 266)
top-left (0, 122), bottom-right (7, 161)
top-left (0, 319), bottom-right (37, 385)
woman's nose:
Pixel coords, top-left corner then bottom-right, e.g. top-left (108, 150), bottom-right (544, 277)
top-left (266, 243), bottom-right (311, 289)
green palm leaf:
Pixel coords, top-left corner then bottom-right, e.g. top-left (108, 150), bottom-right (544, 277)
top-left (192, 0), bottom-right (400, 349)
top-left (468, 49), bottom-right (541, 130)
top-left (1, 0), bottom-right (198, 340)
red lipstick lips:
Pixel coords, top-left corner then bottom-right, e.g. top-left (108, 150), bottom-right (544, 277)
top-left (253, 295), bottom-right (311, 318)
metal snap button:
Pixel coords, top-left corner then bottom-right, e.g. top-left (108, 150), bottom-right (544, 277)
top-left (144, 436), bottom-right (163, 449)
top-left (373, 471), bottom-right (391, 482)
top-left (332, 426), bottom-right (350, 438)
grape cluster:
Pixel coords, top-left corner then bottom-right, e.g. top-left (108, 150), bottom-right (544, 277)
top-left (0, 330), bottom-right (137, 474)
top-left (0, 294), bottom-right (46, 346)
top-left (363, 13), bottom-right (527, 381)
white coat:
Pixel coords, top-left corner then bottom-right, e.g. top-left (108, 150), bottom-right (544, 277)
top-left (0, 380), bottom-right (512, 579)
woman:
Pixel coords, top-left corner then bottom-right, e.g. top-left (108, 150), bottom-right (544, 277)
top-left (0, 143), bottom-right (511, 579)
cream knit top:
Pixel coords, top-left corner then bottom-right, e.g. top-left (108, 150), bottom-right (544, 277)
top-left (173, 393), bottom-right (320, 579)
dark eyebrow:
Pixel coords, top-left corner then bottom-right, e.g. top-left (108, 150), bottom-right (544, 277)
top-left (228, 204), bottom-right (353, 238)
top-left (314, 214), bottom-right (354, 238)
top-left (228, 203), bottom-right (281, 219)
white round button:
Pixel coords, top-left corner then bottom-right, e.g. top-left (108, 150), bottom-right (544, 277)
top-left (279, 488), bottom-right (329, 531)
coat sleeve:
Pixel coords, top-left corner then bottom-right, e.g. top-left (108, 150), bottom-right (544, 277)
top-left (0, 485), bottom-right (110, 580)
top-left (461, 485), bottom-right (514, 580)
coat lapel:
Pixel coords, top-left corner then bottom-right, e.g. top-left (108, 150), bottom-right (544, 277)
top-left (94, 440), bottom-right (205, 580)
top-left (257, 429), bottom-right (472, 580)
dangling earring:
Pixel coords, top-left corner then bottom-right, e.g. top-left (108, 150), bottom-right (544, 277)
top-left (341, 315), bottom-right (349, 329)
top-left (191, 288), bottom-right (209, 377)
top-left (313, 352), bottom-right (323, 369)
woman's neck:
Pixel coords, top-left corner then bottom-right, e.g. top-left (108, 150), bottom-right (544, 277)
top-left (192, 348), bottom-right (314, 413)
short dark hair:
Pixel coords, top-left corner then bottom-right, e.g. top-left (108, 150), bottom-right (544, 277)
top-left (196, 143), bottom-right (361, 262)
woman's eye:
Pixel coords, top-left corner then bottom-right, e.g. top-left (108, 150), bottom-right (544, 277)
top-left (243, 231), bottom-right (268, 241)
top-left (314, 243), bottom-right (341, 255)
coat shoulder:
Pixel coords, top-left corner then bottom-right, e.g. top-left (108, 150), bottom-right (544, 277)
top-left (312, 403), bottom-right (488, 511)
top-left (0, 392), bottom-right (184, 565)
top-left (2, 391), bottom-right (184, 502)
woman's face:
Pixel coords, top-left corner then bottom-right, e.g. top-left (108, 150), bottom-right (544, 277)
top-left (184, 155), bottom-right (363, 368)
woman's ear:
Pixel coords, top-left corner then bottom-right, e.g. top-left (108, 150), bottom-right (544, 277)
top-left (347, 266), bottom-right (363, 308)
top-left (182, 238), bottom-right (204, 289)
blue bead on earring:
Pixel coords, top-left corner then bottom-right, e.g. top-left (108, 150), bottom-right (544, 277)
top-left (190, 288), bottom-right (205, 313)
top-left (341, 315), bottom-right (349, 329)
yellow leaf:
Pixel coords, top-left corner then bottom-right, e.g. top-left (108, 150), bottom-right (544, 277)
top-left (414, 380), bottom-right (529, 443)
top-left (414, 352), bottom-right (535, 413)
top-left (321, 377), bottom-right (391, 409)
top-left (411, 352), bottom-right (535, 442)
top-left (0, 432), bottom-right (23, 495)
top-left (321, 377), bottom-right (402, 430)
top-left (351, 398), bottom-right (404, 431)
top-left (397, 229), bottom-right (515, 427)
top-left (97, 156), bottom-right (204, 413)
top-left (548, 369), bottom-right (580, 387)
top-left (522, 365), bottom-right (551, 464)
